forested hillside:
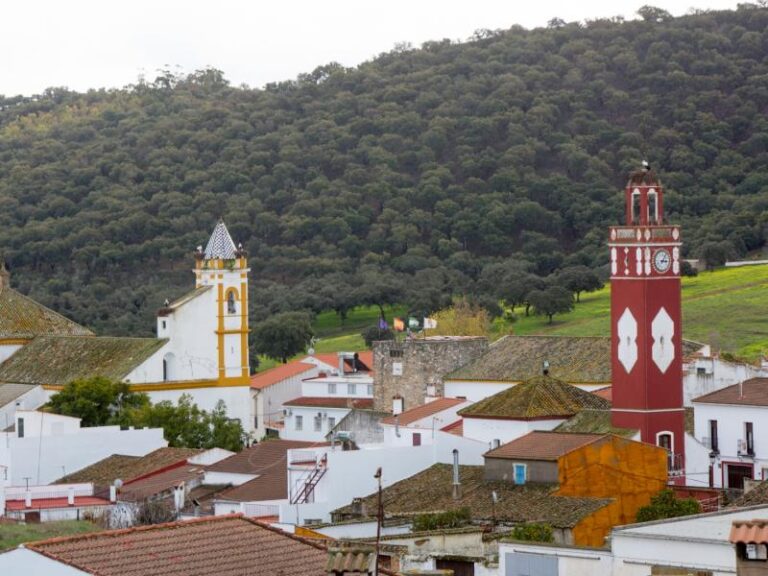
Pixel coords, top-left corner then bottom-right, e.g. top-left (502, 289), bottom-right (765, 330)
top-left (1, 5), bottom-right (767, 336)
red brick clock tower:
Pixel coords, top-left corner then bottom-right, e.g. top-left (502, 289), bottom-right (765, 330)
top-left (609, 165), bottom-right (685, 477)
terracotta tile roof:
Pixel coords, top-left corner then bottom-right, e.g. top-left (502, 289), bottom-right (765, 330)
top-left (730, 519), bottom-right (768, 543)
top-left (448, 335), bottom-right (702, 384)
top-left (484, 431), bottom-right (605, 461)
top-left (459, 375), bottom-right (609, 420)
top-left (210, 439), bottom-right (321, 502)
top-left (55, 448), bottom-right (201, 486)
top-left (0, 286), bottom-right (93, 339)
top-left (381, 398), bottom-right (466, 426)
top-left (27, 515), bottom-right (336, 576)
top-left (120, 464), bottom-right (208, 502)
top-left (284, 396), bottom-right (374, 409)
top-left (729, 482), bottom-right (768, 508)
top-left (250, 361), bottom-right (316, 390)
top-left (332, 464), bottom-right (611, 528)
top-left (692, 378), bottom-right (768, 406)
top-left (0, 335), bottom-right (167, 385)
top-left (441, 419), bottom-right (463, 436)
top-left (5, 496), bottom-right (111, 511)
top-left (554, 410), bottom-right (637, 437)
top-left (592, 386), bottom-right (612, 401)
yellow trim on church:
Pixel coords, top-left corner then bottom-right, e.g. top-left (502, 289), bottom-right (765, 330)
top-left (43, 377), bottom-right (252, 393)
top-left (217, 283), bottom-right (225, 383)
top-left (240, 278), bottom-right (249, 379)
top-left (0, 338), bottom-right (30, 345)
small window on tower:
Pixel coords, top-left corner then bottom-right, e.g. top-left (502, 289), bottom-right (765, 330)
top-left (227, 291), bottom-right (237, 314)
top-left (648, 190), bottom-right (658, 224)
top-left (631, 190), bottom-right (641, 224)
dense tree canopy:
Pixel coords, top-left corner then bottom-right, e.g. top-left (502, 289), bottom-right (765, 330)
top-left (48, 379), bottom-right (245, 451)
top-left (1, 6), bottom-right (768, 334)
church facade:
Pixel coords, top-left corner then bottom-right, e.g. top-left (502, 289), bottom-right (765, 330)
top-left (0, 221), bottom-right (255, 434)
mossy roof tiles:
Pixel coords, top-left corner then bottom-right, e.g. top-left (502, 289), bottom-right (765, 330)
top-left (55, 448), bottom-right (201, 485)
top-left (0, 335), bottom-right (167, 385)
top-left (554, 410), bottom-right (637, 437)
top-left (458, 375), bottom-right (610, 420)
top-left (448, 335), bottom-right (702, 384)
top-left (333, 464), bottom-right (611, 528)
top-left (0, 287), bottom-right (92, 339)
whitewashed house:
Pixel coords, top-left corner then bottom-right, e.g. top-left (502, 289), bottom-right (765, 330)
top-left (250, 353), bottom-right (357, 440)
top-left (380, 397), bottom-right (470, 447)
top-left (1, 410), bottom-right (166, 486)
top-left (683, 345), bottom-right (768, 405)
top-left (499, 505), bottom-right (768, 576)
top-left (281, 352), bottom-right (374, 442)
top-left (690, 378), bottom-right (768, 489)
top-left (458, 374), bottom-right (610, 446)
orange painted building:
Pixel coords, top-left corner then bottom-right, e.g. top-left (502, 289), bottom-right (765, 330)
top-left (484, 431), bottom-right (668, 546)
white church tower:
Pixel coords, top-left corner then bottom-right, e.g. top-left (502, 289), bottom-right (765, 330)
top-left (194, 220), bottom-right (250, 384)
top-left (156, 220), bottom-right (250, 386)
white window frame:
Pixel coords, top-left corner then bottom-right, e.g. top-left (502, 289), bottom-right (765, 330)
top-left (314, 415), bottom-right (322, 432)
top-left (656, 430), bottom-right (674, 453)
top-left (347, 383), bottom-right (356, 395)
top-left (328, 382), bottom-right (337, 395)
top-left (295, 415), bottom-right (303, 431)
top-left (328, 417), bottom-right (336, 430)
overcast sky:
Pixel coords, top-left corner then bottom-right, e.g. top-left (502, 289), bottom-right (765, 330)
top-left (1, 0), bottom-right (742, 96)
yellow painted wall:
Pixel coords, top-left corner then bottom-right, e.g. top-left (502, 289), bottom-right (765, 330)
top-left (556, 435), bottom-right (668, 547)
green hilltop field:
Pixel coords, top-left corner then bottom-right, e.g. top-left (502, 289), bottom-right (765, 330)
top-left (309, 264), bottom-right (768, 362)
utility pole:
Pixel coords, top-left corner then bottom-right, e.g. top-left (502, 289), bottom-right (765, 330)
top-left (374, 467), bottom-right (383, 576)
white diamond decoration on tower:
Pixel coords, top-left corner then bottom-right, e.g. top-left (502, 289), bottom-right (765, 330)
top-left (652, 307), bottom-right (675, 373)
top-left (617, 308), bottom-right (638, 374)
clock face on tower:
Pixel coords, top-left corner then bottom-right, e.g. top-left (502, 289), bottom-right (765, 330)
top-left (653, 249), bottom-right (671, 273)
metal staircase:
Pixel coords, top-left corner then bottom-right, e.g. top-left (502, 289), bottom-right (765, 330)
top-left (290, 458), bottom-right (327, 504)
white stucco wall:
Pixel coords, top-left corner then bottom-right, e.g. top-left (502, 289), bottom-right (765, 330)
top-left (6, 425), bottom-right (166, 485)
top-left (281, 431), bottom-right (488, 524)
top-left (14, 411), bottom-right (80, 437)
top-left (144, 386), bottom-right (253, 433)
top-left (149, 288), bottom-right (219, 382)
top-left (683, 356), bottom-right (767, 406)
top-left (444, 380), bottom-right (512, 402)
top-left (282, 405), bottom-right (351, 442)
top-left (692, 402), bottom-right (768, 487)
top-left (0, 386), bottom-right (47, 431)
top-left (462, 417), bottom-right (564, 445)
top-left (301, 374), bottom-right (374, 398)
top-left (254, 361), bottom-right (324, 438)
top-left (0, 548), bottom-right (89, 576)
top-left (0, 343), bottom-right (23, 364)
top-left (499, 542), bottom-right (612, 576)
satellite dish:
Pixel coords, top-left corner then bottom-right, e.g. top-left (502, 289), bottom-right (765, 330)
top-left (114, 478), bottom-right (123, 488)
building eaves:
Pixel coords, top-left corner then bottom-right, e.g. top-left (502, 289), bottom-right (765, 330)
top-left (484, 431), bottom-right (606, 461)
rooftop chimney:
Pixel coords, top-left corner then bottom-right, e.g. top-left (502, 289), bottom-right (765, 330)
top-left (452, 449), bottom-right (461, 500)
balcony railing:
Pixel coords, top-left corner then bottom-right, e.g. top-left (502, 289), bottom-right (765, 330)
top-left (667, 452), bottom-right (685, 477)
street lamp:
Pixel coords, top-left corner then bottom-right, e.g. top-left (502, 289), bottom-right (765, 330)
top-left (709, 451), bottom-right (718, 488)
